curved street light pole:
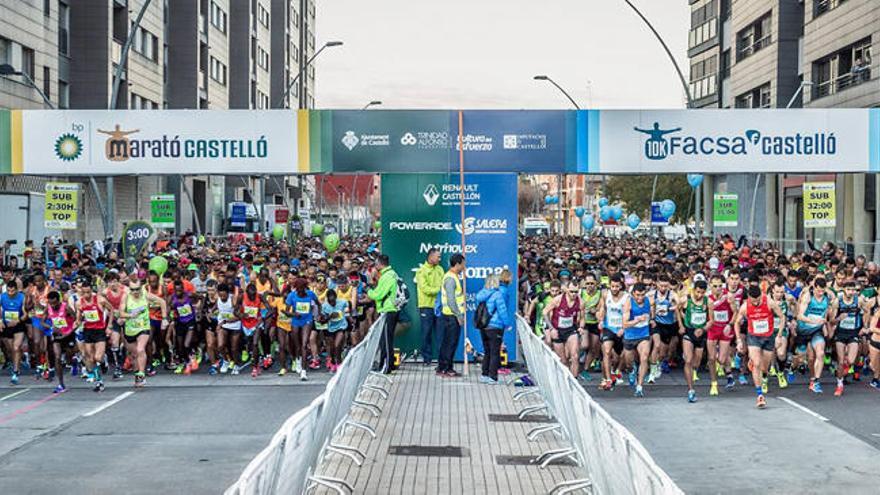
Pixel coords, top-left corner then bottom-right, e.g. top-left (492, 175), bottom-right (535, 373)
top-left (277, 40), bottom-right (343, 109)
top-left (362, 100), bottom-right (382, 110)
top-left (533, 75), bottom-right (581, 110)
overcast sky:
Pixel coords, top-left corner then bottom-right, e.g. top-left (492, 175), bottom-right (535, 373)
top-left (314, 0), bottom-right (690, 110)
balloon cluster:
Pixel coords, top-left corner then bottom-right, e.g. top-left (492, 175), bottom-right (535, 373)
top-left (544, 195), bottom-right (560, 205)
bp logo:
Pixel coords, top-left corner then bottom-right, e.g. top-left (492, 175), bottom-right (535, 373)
top-left (634, 122), bottom-right (682, 160)
top-left (54, 133), bottom-right (83, 161)
top-left (422, 184), bottom-right (439, 206)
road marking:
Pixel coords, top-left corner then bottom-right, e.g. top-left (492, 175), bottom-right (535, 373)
top-left (0, 388), bottom-right (31, 402)
top-left (83, 391), bottom-right (133, 417)
top-left (779, 397), bottom-right (829, 422)
top-left (0, 393), bottom-right (59, 425)
top-left (871, 433), bottom-right (880, 438)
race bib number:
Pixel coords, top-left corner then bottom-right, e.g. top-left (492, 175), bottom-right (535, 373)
top-left (295, 302), bottom-right (311, 315)
top-left (558, 316), bottom-right (574, 328)
top-left (357, 306), bottom-right (365, 316)
top-left (753, 319), bottom-right (771, 336)
top-left (177, 305), bottom-right (193, 317)
top-left (83, 310), bottom-right (100, 323)
top-left (656, 306), bottom-right (668, 317)
top-left (220, 312), bottom-right (234, 321)
top-left (4, 310), bottom-right (19, 323)
top-left (52, 317), bottom-right (67, 329)
top-left (244, 306), bottom-right (259, 318)
top-left (713, 310), bottom-right (729, 323)
top-left (840, 316), bottom-right (856, 330)
top-left (607, 313), bottom-right (623, 329)
top-left (34, 307), bottom-right (45, 317)
top-left (691, 312), bottom-right (707, 326)
top-left (330, 311), bottom-right (343, 322)
top-left (277, 314), bottom-right (291, 326)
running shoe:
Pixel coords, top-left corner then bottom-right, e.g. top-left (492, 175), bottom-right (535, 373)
top-left (761, 377), bottom-right (769, 395)
top-left (220, 360), bottom-right (230, 374)
top-left (716, 363), bottom-right (725, 377)
top-left (134, 373), bottom-right (145, 388)
top-left (687, 389), bottom-right (697, 403)
top-left (579, 370), bottom-right (592, 382)
top-left (94, 381), bottom-right (105, 393)
top-left (231, 365), bottom-right (240, 375)
top-left (53, 384), bottom-right (66, 394)
top-left (811, 381), bottom-right (823, 394)
top-left (598, 379), bottom-right (610, 390)
top-left (174, 364), bottom-right (185, 374)
top-left (628, 369), bottom-right (636, 387)
top-left (10, 372), bottom-right (19, 385)
top-left (71, 360), bottom-right (79, 377)
top-left (738, 374), bottom-right (748, 385)
top-left (709, 381), bottom-right (719, 396)
top-left (726, 376), bottom-right (735, 390)
top-left (183, 362), bottom-right (192, 376)
top-left (869, 379), bottom-right (880, 390)
top-left (299, 369), bottom-right (308, 381)
top-left (86, 371), bottom-right (95, 383)
top-left (733, 354), bottom-right (742, 371)
top-left (309, 358), bottom-right (320, 370)
top-left (251, 367), bottom-right (259, 378)
top-left (479, 375), bottom-right (494, 384)
top-left (834, 384), bottom-right (844, 397)
top-left (693, 369), bottom-right (699, 382)
top-left (756, 395), bottom-right (766, 409)
top-left (189, 357), bottom-right (199, 373)
top-left (277, 368), bottom-right (287, 377)
top-left (634, 385), bottom-right (644, 398)
top-left (242, 350), bottom-right (250, 363)
top-left (146, 366), bottom-right (157, 377)
top-left (786, 369), bottom-right (796, 384)
top-left (151, 358), bottom-right (161, 369)
top-left (660, 360), bottom-right (670, 374)
top-left (823, 355), bottom-right (831, 366)
top-left (42, 367), bottom-right (50, 380)
top-left (123, 356), bottom-right (133, 371)
top-left (209, 365), bottom-right (218, 376)
top-left (777, 372), bottom-right (788, 389)
top-left (113, 368), bottom-right (123, 380)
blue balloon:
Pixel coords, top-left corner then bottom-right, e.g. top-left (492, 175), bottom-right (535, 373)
top-left (598, 197), bottom-right (609, 208)
top-left (611, 205), bottom-right (623, 221)
top-left (660, 199), bottom-right (676, 219)
top-left (599, 205), bottom-right (612, 222)
top-left (687, 174), bottom-right (704, 188)
top-left (581, 215), bottom-right (595, 231)
top-left (575, 207), bottom-right (585, 218)
top-left (627, 213), bottom-right (641, 230)
top-left (545, 195), bottom-right (554, 205)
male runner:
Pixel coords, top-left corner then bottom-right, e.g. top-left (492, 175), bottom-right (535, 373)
top-left (622, 283), bottom-right (652, 397)
top-left (795, 277), bottom-right (835, 394)
top-left (596, 274), bottom-right (627, 390)
top-left (543, 281), bottom-right (582, 377)
top-left (707, 274), bottom-right (737, 395)
top-left (677, 279), bottom-right (713, 403)
top-left (831, 280), bottom-right (868, 396)
top-left (734, 285), bottom-right (784, 408)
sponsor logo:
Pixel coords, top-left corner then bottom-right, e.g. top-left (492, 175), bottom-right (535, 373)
top-left (422, 184), bottom-right (439, 206)
top-left (418, 242), bottom-right (477, 254)
top-left (503, 134), bottom-right (547, 150)
top-left (97, 125), bottom-right (140, 162)
top-left (389, 221), bottom-right (453, 231)
top-left (400, 130), bottom-right (449, 150)
top-left (91, 123), bottom-right (269, 162)
top-left (455, 134), bottom-right (493, 152)
top-left (635, 122), bottom-right (838, 160)
top-left (464, 264), bottom-right (511, 279)
top-left (455, 217), bottom-right (508, 235)
top-left (54, 133), bottom-right (83, 162)
top-left (439, 183), bottom-right (480, 206)
top-left (400, 132), bottom-right (417, 146)
top-left (342, 131), bottom-right (359, 150)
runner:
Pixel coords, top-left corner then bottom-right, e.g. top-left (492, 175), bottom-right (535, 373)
top-left (285, 277), bottom-right (318, 381)
top-left (75, 277), bottom-right (114, 392)
top-left (216, 283), bottom-right (241, 374)
top-left (320, 288), bottom-right (350, 372)
top-left (769, 281), bottom-right (793, 388)
top-left (102, 271), bottom-right (127, 379)
top-left (596, 274), bottom-right (627, 390)
top-left (0, 281), bottom-right (27, 384)
top-left (201, 280), bottom-right (221, 375)
top-left (734, 285), bottom-right (784, 408)
top-left (25, 273), bottom-right (50, 377)
top-left (120, 279), bottom-right (167, 388)
top-left (831, 280), bottom-right (868, 396)
top-left (169, 279), bottom-right (200, 375)
top-left (622, 283), bottom-right (652, 397)
top-left (795, 277), bottom-right (834, 394)
top-left (707, 274), bottom-right (737, 396)
top-left (649, 274), bottom-right (679, 382)
top-left (677, 279), bottom-right (713, 403)
top-left (43, 290), bottom-right (77, 393)
top-left (580, 273), bottom-right (602, 381)
top-left (543, 281), bottom-right (582, 377)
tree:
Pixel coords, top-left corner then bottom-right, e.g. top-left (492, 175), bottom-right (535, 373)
top-left (518, 178), bottom-right (543, 219)
top-left (605, 175), bottom-right (695, 222)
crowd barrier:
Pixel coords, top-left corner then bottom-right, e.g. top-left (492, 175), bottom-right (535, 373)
top-left (226, 315), bottom-right (389, 495)
top-left (515, 316), bottom-right (682, 495)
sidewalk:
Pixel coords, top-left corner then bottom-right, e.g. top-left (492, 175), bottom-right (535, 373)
top-left (314, 364), bottom-right (582, 494)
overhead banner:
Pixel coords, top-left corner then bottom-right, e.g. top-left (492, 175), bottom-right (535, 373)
top-left (44, 182), bottom-right (79, 229)
top-left (803, 182), bottom-right (836, 228)
top-left (381, 173), bottom-right (518, 361)
top-left (150, 194), bottom-right (176, 228)
top-left (16, 110), bottom-right (296, 175)
top-left (3, 108), bottom-right (877, 174)
top-left (713, 194), bottom-right (739, 227)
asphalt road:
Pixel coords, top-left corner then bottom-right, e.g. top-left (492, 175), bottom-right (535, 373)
top-left (0, 371), bottom-right (326, 495)
top-left (588, 370), bottom-right (880, 494)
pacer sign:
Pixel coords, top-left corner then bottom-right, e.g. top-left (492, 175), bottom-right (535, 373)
top-left (381, 173), bottom-right (518, 361)
top-left (803, 182), bottom-right (836, 228)
top-left (44, 182), bottom-right (79, 230)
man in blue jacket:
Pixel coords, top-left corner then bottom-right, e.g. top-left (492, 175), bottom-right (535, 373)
top-left (475, 269), bottom-right (514, 384)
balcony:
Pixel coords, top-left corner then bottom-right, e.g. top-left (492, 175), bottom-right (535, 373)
top-left (815, 0), bottom-right (847, 18)
top-left (737, 35), bottom-right (772, 61)
top-left (200, 14), bottom-right (208, 43)
top-left (814, 69), bottom-right (873, 100)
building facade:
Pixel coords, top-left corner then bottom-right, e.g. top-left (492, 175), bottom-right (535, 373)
top-left (687, 0), bottom-right (878, 254)
top-left (0, 0), bottom-right (317, 246)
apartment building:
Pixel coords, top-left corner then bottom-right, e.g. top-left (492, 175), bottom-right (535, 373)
top-left (687, 0), bottom-right (878, 254)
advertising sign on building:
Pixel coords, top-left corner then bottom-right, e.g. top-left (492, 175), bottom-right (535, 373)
top-left (150, 194), bottom-right (176, 228)
top-left (44, 182), bottom-right (79, 229)
top-left (803, 182), bottom-right (836, 228)
top-left (230, 203), bottom-right (247, 228)
top-left (713, 194), bottom-right (739, 227)
top-left (650, 202), bottom-right (668, 226)
top-left (381, 173), bottom-right (518, 361)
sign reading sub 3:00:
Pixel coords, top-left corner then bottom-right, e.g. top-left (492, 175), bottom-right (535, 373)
top-left (803, 182), bottom-right (836, 228)
top-left (44, 182), bottom-right (79, 229)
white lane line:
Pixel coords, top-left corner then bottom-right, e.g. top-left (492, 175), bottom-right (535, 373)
top-left (83, 391), bottom-right (134, 417)
top-left (779, 397), bottom-right (829, 422)
top-left (0, 388), bottom-right (31, 402)
top-left (871, 434), bottom-right (880, 437)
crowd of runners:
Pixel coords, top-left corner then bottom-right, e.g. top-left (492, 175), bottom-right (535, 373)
top-left (0, 233), bottom-right (384, 393)
top-left (521, 235), bottom-right (880, 407)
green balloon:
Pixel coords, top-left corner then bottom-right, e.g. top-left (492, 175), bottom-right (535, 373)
top-left (324, 233), bottom-right (340, 253)
top-left (197, 235), bottom-right (205, 245)
top-left (373, 220), bottom-right (381, 230)
top-left (272, 225), bottom-right (285, 240)
top-left (148, 256), bottom-right (168, 276)
top-left (311, 224), bottom-right (324, 236)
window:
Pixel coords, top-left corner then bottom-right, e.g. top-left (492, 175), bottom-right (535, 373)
top-left (735, 82), bottom-right (771, 108)
top-left (0, 37), bottom-right (10, 64)
top-left (812, 37), bottom-right (873, 99)
top-left (689, 55), bottom-right (718, 100)
top-left (44, 0), bottom-right (50, 17)
top-left (720, 49), bottom-right (731, 79)
top-left (259, 4), bottom-right (270, 28)
top-left (815, 0), bottom-right (848, 17)
top-left (43, 66), bottom-right (50, 99)
top-left (210, 1), bottom-right (227, 34)
top-left (688, 0), bottom-right (719, 49)
top-left (58, 80), bottom-right (69, 109)
top-left (736, 12), bottom-right (772, 61)
top-left (21, 47), bottom-right (35, 80)
top-left (209, 56), bottom-right (227, 85)
top-left (133, 27), bottom-right (159, 63)
top-left (58, 2), bottom-right (70, 56)
top-left (292, 7), bottom-right (300, 28)
top-left (258, 47), bottom-right (269, 71)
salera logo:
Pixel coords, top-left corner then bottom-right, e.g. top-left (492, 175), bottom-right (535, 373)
top-left (97, 124), bottom-right (140, 162)
top-left (634, 122), bottom-right (681, 160)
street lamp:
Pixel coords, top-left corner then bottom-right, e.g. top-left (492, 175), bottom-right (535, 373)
top-left (533, 75), bottom-right (581, 109)
top-left (277, 40), bottom-right (343, 108)
top-left (362, 100), bottom-right (382, 110)
top-left (0, 63), bottom-right (53, 108)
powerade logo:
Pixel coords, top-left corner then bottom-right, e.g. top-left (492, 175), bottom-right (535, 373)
top-left (634, 122), bottom-right (837, 160)
top-left (389, 217), bottom-right (507, 235)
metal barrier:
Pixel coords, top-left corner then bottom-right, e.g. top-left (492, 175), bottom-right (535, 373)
top-left (515, 316), bottom-right (682, 495)
top-left (226, 315), bottom-right (390, 495)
